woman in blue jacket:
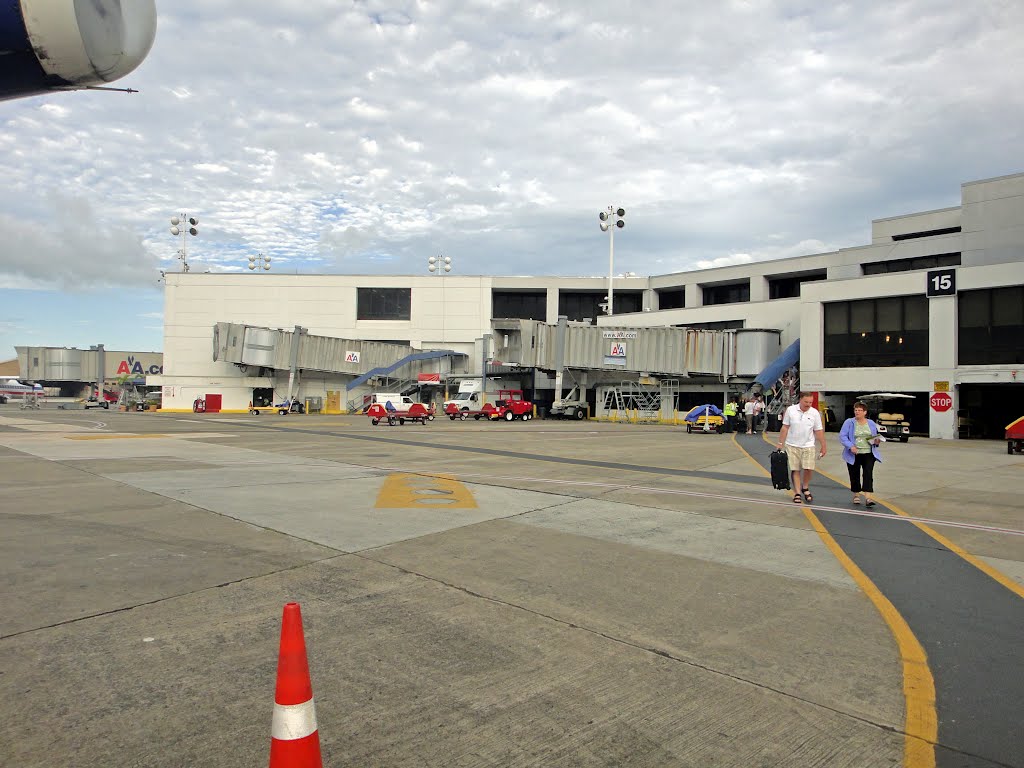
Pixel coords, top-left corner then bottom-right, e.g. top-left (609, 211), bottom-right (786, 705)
top-left (839, 401), bottom-right (883, 507)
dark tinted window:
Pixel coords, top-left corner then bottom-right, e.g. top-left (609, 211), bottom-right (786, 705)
top-left (558, 292), bottom-right (605, 322)
top-left (656, 288), bottom-right (685, 309)
top-left (768, 272), bottom-right (826, 299)
top-left (357, 288), bottom-right (411, 320)
top-left (958, 286), bottom-right (1024, 365)
top-left (862, 252), bottom-right (960, 276)
top-left (824, 296), bottom-right (929, 368)
top-left (557, 291), bottom-right (643, 321)
top-left (492, 291), bottom-right (546, 320)
top-left (703, 282), bottom-right (749, 306)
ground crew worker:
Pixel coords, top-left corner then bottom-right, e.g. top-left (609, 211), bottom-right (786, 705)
top-left (723, 398), bottom-right (738, 433)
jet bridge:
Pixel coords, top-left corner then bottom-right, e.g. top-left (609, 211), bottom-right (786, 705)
top-left (206, 320), bottom-right (783, 418)
top-left (489, 319), bottom-right (779, 380)
top-left (213, 322), bottom-right (465, 377)
top-left (489, 319), bottom-right (782, 420)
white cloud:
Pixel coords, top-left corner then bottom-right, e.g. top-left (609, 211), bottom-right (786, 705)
top-left (1, 0), bottom-right (1022, 355)
top-left (696, 254), bottom-right (755, 270)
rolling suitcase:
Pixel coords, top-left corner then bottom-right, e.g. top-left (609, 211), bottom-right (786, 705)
top-left (770, 449), bottom-right (791, 490)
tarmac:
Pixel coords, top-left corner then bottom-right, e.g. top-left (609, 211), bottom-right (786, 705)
top-left (0, 406), bottom-right (1021, 767)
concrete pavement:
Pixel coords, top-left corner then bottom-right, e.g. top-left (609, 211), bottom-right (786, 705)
top-left (0, 407), bottom-right (1020, 766)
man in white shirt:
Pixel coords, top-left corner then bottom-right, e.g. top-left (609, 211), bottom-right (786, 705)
top-left (743, 398), bottom-right (756, 434)
top-left (776, 392), bottom-right (826, 504)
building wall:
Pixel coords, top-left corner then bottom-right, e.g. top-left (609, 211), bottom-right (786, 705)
top-left (155, 172), bottom-right (1024, 430)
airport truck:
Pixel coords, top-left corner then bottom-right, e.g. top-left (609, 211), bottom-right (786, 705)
top-left (547, 385), bottom-right (588, 420)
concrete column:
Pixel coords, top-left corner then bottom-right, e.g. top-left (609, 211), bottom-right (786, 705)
top-left (546, 288), bottom-right (559, 324)
top-left (643, 288), bottom-right (657, 311)
top-left (928, 295), bottom-right (957, 439)
top-left (749, 275), bottom-right (768, 303)
top-left (685, 284), bottom-right (701, 308)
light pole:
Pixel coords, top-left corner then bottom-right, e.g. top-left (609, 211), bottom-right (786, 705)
top-left (598, 206), bottom-right (625, 316)
top-left (170, 214), bottom-right (198, 272)
top-left (427, 254), bottom-right (453, 407)
top-left (427, 254), bottom-right (453, 342)
top-left (248, 252), bottom-right (272, 271)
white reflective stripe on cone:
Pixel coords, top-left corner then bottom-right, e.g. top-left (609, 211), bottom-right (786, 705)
top-left (271, 698), bottom-right (318, 741)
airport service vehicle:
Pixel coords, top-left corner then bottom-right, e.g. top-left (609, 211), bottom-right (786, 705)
top-left (444, 381), bottom-right (484, 413)
top-left (367, 401), bottom-right (431, 426)
top-left (83, 397), bottom-right (110, 409)
top-left (245, 397), bottom-right (305, 415)
top-left (1006, 416), bottom-right (1024, 455)
top-left (858, 393), bottom-right (914, 443)
top-left (683, 404), bottom-right (725, 433)
top-left (548, 385), bottom-right (588, 420)
top-left (445, 402), bottom-right (498, 421)
top-left (492, 389), bottom-right (534, 422)
top-left (273, 399), bottom-right (305, 415)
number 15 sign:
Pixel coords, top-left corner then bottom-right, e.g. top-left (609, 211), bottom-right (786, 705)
top-left (926, 268), bottom-right (956, 297)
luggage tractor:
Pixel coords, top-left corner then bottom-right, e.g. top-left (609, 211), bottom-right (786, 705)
top-left (858, 393), bottom-right (914, 443)
top-left (493, 389), bottom-right (534, 421)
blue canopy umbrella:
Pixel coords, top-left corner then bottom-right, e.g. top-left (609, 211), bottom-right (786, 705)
top-left (683, 404), bottom-right (724, 422)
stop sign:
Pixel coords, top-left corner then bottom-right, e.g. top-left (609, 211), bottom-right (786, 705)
top-left (930, 392), bottom-right (953, 412)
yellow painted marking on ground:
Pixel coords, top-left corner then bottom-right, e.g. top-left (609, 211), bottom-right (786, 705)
top-left (376, 472), bottom-right (477, 509)
top-left (744, 432), bottom-right (937, 767)
top-left (65, 434), bottom-right (169, 440)
top-left (811, 459), bottom-right (1024, 600)
top-left (802, 509), bottom-right (937, 767)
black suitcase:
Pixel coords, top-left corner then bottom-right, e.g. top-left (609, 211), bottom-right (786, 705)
top-left (770, 449), bottom-right (791, 490)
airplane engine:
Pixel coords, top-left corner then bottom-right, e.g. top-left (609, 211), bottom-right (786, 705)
top-left (0, 0), bottom-right (157, 101)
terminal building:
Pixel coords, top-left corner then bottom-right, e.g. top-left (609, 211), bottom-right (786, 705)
top-left (150, 171), bottom-right (1024, 439)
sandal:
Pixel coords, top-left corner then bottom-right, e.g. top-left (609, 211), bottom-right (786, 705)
top-left (802, 490), bottom-right (813, 503)
top-left (865, 500), bottom-right (876, 508)
top-left (852, 494), bottom-right (862, 505)
top-left (792, 493), bottom-right (803, 504)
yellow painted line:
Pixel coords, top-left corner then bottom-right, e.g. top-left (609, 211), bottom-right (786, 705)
top-left (745, 433), bottom-right (936, 767)
top-left (807, 449), bottom-right (1024, 601)
top-left (375, 472), bottom-right (477, 509)
top-left (66, 434), bottom-right (169, 440)
top-left (802, 509), bottom-right (937, 766)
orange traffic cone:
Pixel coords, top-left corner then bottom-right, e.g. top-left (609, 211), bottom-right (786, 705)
top-left (269, 603), bottom-right (323, 768)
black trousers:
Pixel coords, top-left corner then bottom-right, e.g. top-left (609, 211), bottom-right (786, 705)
top-left (847, 454), bottom-right (876, 493)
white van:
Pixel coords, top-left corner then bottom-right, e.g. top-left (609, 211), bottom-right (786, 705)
top-left (443, 380), bottom-right (484, 411)
top-left (370, 393), bottom-right (416, 409)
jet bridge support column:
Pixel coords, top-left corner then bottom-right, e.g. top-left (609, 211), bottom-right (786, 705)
top-left (285, 326), bottom-right (307, 405)
top-left (553, 315), bottom-right (568, 403)
top-left (90, 344), bottom-right (104, 400)
top-left (481, 333), bottom-right (491, 400)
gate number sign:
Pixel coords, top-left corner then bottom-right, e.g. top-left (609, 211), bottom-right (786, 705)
top-left (926, 268), bottom-right (956, 297)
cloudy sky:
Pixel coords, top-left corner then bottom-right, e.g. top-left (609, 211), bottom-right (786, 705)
top-left (1, 0), bottom-right (1022, 360)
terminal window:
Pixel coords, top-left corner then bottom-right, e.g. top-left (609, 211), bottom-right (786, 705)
top-left (357, 288), bottom-right (411, 321)
top-left (702, 282), bottom-right (749, 306)
top-left (958, 286), bottom-right (1024, 365)
top-left (768, 271), bottom-right (827, 299)
top-left (492, 291), bottom-right (546, 320)
top-left (557, 292), bottom-right (642, 321)
top-left (824, 295), bottom-right (928, 368)
top-left (656, 288), bottom-right (685, 309)
top-left (862, 252), bottom-right (960, 276)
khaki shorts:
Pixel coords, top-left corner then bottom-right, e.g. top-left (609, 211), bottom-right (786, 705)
top-left (785, 444), bottom-right (817, 471)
